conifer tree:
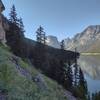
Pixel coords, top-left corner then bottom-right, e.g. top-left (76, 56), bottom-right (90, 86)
top-left (8, 5), bottom-right (25, 57)
top-left (73, 47), bottom-right (79, 86)
top-left (18, 17), bottom-right (25, 36)
top-left (9, 5), bottom-right (19, 26)
top-left (60, 40), bottom-right (65, 50)
top-left (59, 61), bottom-right (67, 84)
top-left (79, 68), bottom-right (86, 88)
top-left (36, 26), bottom-right (46, 44)
top-left (63, 62), bottom-right (73, 90)
top-left (78, 68), bottom-right (88, 98)
top-left (74, 63), bottom-right (79, 87)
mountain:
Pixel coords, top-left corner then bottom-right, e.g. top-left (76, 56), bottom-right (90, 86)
top-left (64, 25), bottom-right (100, 52)
top-left (43, 25), bottom-right (100, 52)
top-left (0, 44), bottom-right (78, 100)
top-left (46, 35), bottom-right (61, 49)
top-left (85, 39), bottom-right (100, 53)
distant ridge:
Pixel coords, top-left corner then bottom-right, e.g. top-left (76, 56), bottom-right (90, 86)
top-left (64, 25), bottom-right (100, 52)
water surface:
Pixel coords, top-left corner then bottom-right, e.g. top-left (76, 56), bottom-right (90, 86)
top-left (78, 55), bottom-right (100, 93)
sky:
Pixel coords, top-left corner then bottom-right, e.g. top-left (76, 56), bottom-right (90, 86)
top-left (2, 0), bottom-right (100, 41)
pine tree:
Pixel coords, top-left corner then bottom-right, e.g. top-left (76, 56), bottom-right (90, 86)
top-left (73, 66), bottom-right (88, 99)
top-left (63, 62), bottom-right (73, 90)
top-left (74, 63), bottom-right (79, 86)
top-left (73, 47), bottom-right (80, 86)
top-left (78, 68), bottom-right (88, 98)
top-left (79, 68), bottom-right (84, 85)
top-left (8, 5), bottom-right (25, 57)
top-left (60, 40), bottom-right (65, 50)
top-left (36, 26), bottom-right (46, 44)
top-left (67, 62), bottom-right (73, 89)
top-left (9, 5), bottom-right (19, 26)
top-left (34, 26), bottom-right (47, 70)
top-left (59, 61), bottom-right (67, 84)
top-left (18, 17), bottom-right (25, 36)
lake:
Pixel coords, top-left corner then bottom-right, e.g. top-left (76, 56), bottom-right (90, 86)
top-left (78, 55), bottom-right (100, 93)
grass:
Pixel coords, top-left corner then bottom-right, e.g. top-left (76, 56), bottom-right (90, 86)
top-left (0, 45), bottom-right (67, 100)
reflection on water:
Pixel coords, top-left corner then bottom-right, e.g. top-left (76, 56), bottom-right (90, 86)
top-left (78, 56), bottom-right (100, 93)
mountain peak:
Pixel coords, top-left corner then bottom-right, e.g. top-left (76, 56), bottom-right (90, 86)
top-left (83, 25), bottom-right (100, 34)
top-left (46, 35), bottom-right (61, 49)
top-left (64, 25), bottom-right (100, 52)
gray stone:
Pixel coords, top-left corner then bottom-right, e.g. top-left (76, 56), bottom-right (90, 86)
top-left (0, 0), bottom-right (9, 45)
top-left (32, 74), bottom-right (48, 90)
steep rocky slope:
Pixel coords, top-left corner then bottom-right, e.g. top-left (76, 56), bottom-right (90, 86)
top-left (44, 25), bottom-right (100, 53)
top-left (64, 25), bottom-right (100, 52)
top-left (85, 40), bottom-right (100, 53)
top-left (0, 44), bottom-right (77, 100)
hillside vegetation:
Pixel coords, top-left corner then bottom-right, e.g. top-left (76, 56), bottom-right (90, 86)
top-left (0, 44), bottom-right (69, 100)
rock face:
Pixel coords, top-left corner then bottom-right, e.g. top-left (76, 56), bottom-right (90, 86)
top-left (46, 35), bottom-right (61, 49)
top-left (0, 14), bottom-right (6, 44)
top-left (0, 0), bottom-right (9, 45)
top-left (40, 25), bottom-right (100, 52)
top-left (64, 25), bottom-right (100, 52)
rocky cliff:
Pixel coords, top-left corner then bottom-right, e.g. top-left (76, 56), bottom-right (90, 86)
top-left (64, 25), bottom-right (100, 52)
top-left (46, 35), bottom-right (61, 49)
top-left (0, 0), bottom-right (9, 45)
